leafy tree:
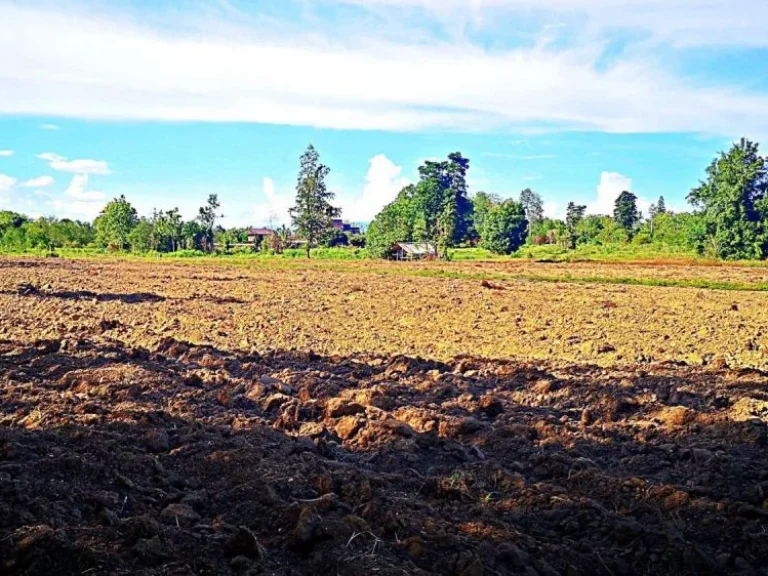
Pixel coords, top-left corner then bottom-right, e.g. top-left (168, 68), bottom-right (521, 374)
top-left (366, 185), bottom-right (420, 258)
top-left (688, 138), bottom-right (768, 259)
top-left (268, 225), bottom-right (292, 254)
top-left (565, 202), bottom-right (586, 249)
top-left (0, 211), bottom-right (27, 235)
top-left (24, 218), bottom-right (53, 251)
top-left (480, 200), bottom-right (528, 255)
top-left (657, 196), bottom-right (667, 214)
top-left (528, 216), bottom-right (562, 245)
top-left (367, 153), bottom-right (473, 259)
top-left (197, 194), bottom-right (221, 252)
top-left (152, 208), bottom-right (183, 252)
top-left (613, 191), bottom-right (641, 239)
top-left (417, 152), bottom-right (473, 255)
top-left (349, 233), bottom-right (366, 248)
top-left (181, 220), bottom-right (205, 251)
top-left (290, 144), bottom-right (341, 258)
top-left (128, 218), bottom-right (154, 253)
top-left (324, 230), bottom-right (349, 248)
top-left (95, 195), bottom-right (138, 251)
top-left (471, 192), bottom-right (501, 241)
top-left (519, 188), bottom-right (544, 237)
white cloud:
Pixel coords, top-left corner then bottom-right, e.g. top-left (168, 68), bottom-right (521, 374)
top-left (46, 199), bottom-right (103, 221)
top-left (39, 123), bottom-right (60, 130)
top-left (587, 171), bottom-right (650, 216)
top-left (0, 173), bottom-right (17, 192)
top-left (1, 3), bottom-right (768, 136)
top-left (37, 153), bottom-right (63, 162)
top-left (21, 175), bottom-right (54, 188)
top-left (253, 177), bottom-right (293, 226)
top-left (342, 154), bottom-right (410, 222)
top-left (251, 154), bottom-right (408, 227)
top-left (38, 152), bottom-right (111, 175)
top-left (332, 0), bottom-right (768, 48)
top-left (0, 150), bottom-right (13, 157)
top-left (542, 200), bottom-right (564, 220)
top-left (64, 174), bottom-right (106, 202)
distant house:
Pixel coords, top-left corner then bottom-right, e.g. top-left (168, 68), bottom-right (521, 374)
top-left (331, 219), bottom-right (362, 236)
top-left (393, 242), bottom-right (437, 260)
top-left (247, 228), bottom-right (275, 244)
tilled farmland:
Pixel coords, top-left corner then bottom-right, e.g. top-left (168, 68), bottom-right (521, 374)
top-left (1, 257), bottom-right (768, 575)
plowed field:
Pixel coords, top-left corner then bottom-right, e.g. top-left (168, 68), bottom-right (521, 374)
top-left (1, 257), bottom-right (768, 575)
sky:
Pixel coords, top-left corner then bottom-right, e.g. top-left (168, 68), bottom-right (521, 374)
top-left (1, 0), bottom-right (767, 227)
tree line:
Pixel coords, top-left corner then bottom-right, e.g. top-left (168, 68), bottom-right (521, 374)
top-left (1, 139), bottom-right (767, 261)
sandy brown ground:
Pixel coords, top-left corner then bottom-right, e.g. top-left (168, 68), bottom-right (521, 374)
top-left (1, 257), bottom-right (768, 575)
top-left (0, 257), bottom-right (767, 369)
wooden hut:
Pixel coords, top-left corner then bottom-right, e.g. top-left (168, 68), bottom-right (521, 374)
top-left (393, 242), bottom-right (437, 260)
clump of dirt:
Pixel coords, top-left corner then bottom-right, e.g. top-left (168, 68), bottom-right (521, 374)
top-left (2, 334), bottom-right (768, 575)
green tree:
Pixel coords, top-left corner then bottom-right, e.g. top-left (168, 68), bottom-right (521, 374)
top-left (152, 208), bottom-right (183, 252)
top-left (269, 224), bottom-right (292, 254)
top-left (565, 202), bottom-right (586, 249)
top-left (688, 138), bottom-right (768, 259)
top-left (181, 220), bottom-right (205, 251)
top-left (613, 191), bottom-right (641, 239)
top-left (128, 218), bottom-right (154, 253)
top-left (657, 196), bottom-right (667, 214)
top-left (367, 153), bottom-right (473, 259)
top-left (197, 194), bottom-right (221, 252)
top-left (290, 144), bottom-right (341, 258)
top-left (480, 200), bottom-right (528, 255)
top-left (417, 152), bottom-right (472, 254)
top-left (471, 192), bottom-right (501, 241)
top-left (366, 185), bottom-right (420, 258)
top-left (519, 188), bottom-right (544, 238)
top-left (95, 195), bottom-right (138, 251)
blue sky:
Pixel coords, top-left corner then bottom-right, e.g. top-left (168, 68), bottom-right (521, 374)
top-left (1, 0), bottom-right (766, 226)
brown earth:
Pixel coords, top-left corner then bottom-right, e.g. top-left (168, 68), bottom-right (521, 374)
top-left (1, 257), bottom-right (768, 575)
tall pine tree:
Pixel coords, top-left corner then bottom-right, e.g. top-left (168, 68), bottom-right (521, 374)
top-left (290, 145), bottom-right (341, 258)
top-left (613, 191), bottom-right (641, 239)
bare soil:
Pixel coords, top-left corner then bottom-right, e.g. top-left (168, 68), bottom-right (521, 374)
top-left (1, 257), bottom-right (768, 575)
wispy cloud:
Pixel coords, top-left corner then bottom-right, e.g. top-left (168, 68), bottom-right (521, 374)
top-left (39, 123), bottom-right (60, 131)
top-left (342, 154), bottom-right (409, 222)
top-left (253, 177), bottom-right (293, 226)
top-left (0, 174), bottom-right (17, 192)
top-left (38, 152), bottom-right (111, 175)
top-left (0, 150), bottom-right (14, 157)
top-left (330, 0), bottom-right (768, 47)
top-left (1, 3), bottom-right (767, 136)
top-left (21, 175), bottom-right (54, 188)
top-left (587, 171), bottom-right (650, 216)
top-left (64, 174), bottom-right (106, 202)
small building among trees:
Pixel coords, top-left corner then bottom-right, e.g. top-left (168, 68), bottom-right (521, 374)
top-left (332, 219), bottom-right (362, 236)
top-left (247, 228), bottom-right (276, 244)
top-left (393, 242), bottom-right (437, 260)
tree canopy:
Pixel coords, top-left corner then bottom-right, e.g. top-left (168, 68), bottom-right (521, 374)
top-left (613, 190), bottom-right (641, 238)
top-left (290, 145), bottom-right (341, 258)
top-left (367, 153), bottom-right (473, 258)
top-left (520, 188), bottom-right (544, 233)
top-left (480, 199), bottom-right (528, 255)
top-left (688, 138), bottom-right (768, 259)
top-left (95, 195), bottom-right (138, 251)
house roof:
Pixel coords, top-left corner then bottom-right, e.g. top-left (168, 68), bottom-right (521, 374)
top-left (395, 242), bottom-right (436, 255)
top-left (248, 228), bottom-right (275, 235)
